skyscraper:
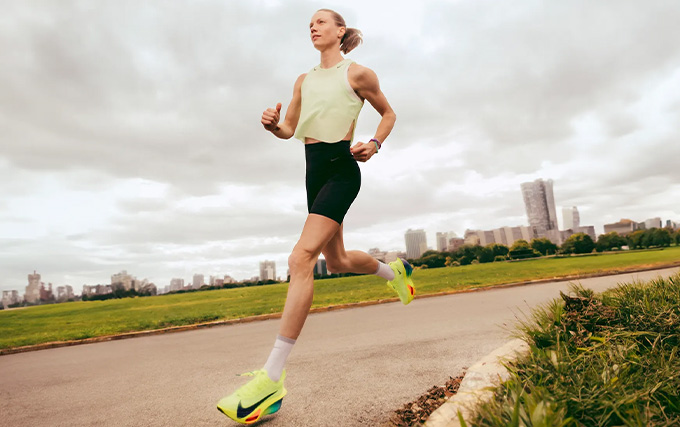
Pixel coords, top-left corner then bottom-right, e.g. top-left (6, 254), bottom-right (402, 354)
top-left (521, 179), bottom-right (558, 235)
top-left (405, 229), bottom-right (427, 259)
top-left (192, 274), bottom-right (204, 289)
top-left (24, 271), bottom-right (41, 304)
top-left (260, 260), bottom-right (276, 281)
top-left (313, 259), bottom-right (327, 276)
top-left (436, 231), bottom-right (457, 252)
top-left (562, 206), bottom-right (580, 230)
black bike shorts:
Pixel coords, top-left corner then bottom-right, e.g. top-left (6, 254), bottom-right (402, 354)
top-left (305, 140), bottom-right (361, 225)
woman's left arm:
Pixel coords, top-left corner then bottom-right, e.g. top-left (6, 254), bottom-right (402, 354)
top-left (348, 64), bottom-right (397, 162)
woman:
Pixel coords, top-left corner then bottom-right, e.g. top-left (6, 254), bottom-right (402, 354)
top-left (217, 9), bottom-right (415, 424)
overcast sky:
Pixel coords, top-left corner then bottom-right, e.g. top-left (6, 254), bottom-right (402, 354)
top-left (2, 0), bottom-right (679, 293)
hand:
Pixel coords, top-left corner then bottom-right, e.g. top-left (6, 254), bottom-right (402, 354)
top-left (261, 103), bottom-right (282, 131)
top-left (350, 141), bottom-right (377, 162)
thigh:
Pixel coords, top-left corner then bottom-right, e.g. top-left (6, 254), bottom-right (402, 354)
top-left (294, 214), bottom-right (342, 258)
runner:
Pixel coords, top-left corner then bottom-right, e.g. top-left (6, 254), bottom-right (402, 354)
top-left (217, 9), bottom-right (415, 424)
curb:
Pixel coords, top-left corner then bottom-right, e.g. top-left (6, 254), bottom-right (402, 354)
top-left (2, 262), bottom-right (679, 356)
top-left (425, 339), bottom-right (530, 427)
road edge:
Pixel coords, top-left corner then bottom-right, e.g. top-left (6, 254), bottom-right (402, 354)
top-left (424, 339), bottom-right (530, 427)
top-left (2, 262), bottom-right (679, 356)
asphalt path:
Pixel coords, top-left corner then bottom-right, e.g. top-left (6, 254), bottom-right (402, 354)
top-left (1, 267), bottom-right (678, 427)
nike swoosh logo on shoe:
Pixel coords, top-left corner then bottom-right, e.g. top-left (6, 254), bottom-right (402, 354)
top-left (237, 391), bottom-right (277, 418)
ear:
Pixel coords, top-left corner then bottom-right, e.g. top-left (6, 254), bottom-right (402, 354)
top-left (338, 27), bottom-right (346, 39)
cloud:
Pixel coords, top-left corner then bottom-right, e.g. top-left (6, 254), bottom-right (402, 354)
top-left (1, 0), bottom-right (680, 292)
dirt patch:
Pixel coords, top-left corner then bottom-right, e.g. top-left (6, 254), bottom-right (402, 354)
top-left (388, 374), bottom-right (465, 426)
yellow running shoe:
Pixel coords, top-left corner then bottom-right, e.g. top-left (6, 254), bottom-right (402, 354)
top-left (217, 368), bottom-right (286, 424)
top-left (387, 258), bottom-right (415, 305)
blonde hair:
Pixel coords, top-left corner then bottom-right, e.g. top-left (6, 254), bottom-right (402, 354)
top-left (317, 9), bottom-right (363, 54)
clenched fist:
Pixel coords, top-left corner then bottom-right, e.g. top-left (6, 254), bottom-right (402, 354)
top-left (262, 103), bottom-right (282, 131)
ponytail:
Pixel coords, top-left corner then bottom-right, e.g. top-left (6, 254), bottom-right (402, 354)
top-left (341, 28), bottom-right (363, 54)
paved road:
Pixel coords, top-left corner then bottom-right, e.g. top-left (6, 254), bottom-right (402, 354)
top-left (2, 267), bottom-right (678, 427)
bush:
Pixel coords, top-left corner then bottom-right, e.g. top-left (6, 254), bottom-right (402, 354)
top-left (494, 255), bottom-right (507, 262)
top-left (596, 231), bottom-right (627, 252)
top-left (530, 238), bottom-right (558, 256)
top-left (509, 240), bottom-right (541, 260)
top-left (561, 233), bottom-right (595, 254)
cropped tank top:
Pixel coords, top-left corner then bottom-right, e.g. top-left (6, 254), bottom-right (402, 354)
top-left (294, 58), bottom-right (364, 143)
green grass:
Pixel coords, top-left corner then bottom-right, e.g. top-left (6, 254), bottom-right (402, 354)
top-left (1, 247), bottom-right (679, 351)
top-left (465, 273), bottom-right (680, 426)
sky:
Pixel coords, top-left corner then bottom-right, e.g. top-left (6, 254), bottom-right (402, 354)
top-left (2, 0), bottom-right (679, 293)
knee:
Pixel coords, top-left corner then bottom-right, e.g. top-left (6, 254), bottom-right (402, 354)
top-left (288, 247), bottom-right (317, 276)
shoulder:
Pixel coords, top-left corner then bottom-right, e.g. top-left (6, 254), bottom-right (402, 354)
top-left (294, 73), bottom-right (307, 90)
top-left (347, 63), bottom-right (379, 89)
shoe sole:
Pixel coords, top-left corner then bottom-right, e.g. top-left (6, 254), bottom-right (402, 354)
top-left (217, 395), bottom-right (284, 424)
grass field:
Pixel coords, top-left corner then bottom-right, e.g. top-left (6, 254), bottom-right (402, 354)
top-left (467, 272), bottom-right (680, 426)
top-left (1, 247), bottom-right (679, 350)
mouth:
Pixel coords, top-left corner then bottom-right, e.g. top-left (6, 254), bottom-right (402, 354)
top-left (311, 35), bottom-right (320, 41)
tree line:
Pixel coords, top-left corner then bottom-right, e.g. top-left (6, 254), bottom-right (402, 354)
top-left (409, 227), bottom-right (680, 269)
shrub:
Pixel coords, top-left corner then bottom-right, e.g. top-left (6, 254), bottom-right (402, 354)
top-left (561, 233), bottom-right (595, 254)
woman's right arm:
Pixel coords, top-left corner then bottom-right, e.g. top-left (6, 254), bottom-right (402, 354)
top-left (261, 73), bottom-right (306, 140)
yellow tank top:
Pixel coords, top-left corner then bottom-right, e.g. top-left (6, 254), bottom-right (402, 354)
top-left (294, 58), bottom-right (364, 143)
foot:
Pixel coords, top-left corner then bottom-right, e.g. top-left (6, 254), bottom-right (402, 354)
top-left (217, 368), bottom-right (286, 424)
top-left (387, 258), bottom-right (415, 305)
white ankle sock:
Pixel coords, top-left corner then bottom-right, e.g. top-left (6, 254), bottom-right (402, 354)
top-left (263, 335), bottom-right (296, 382)
top-left (374, 261), bottom-right (395, 281)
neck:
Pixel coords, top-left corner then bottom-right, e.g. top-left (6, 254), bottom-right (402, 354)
top-left (319, 48), bottom-right (344, 69)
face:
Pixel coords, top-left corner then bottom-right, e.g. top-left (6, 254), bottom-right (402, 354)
top-left (309, 11), bottom-right (344, 50)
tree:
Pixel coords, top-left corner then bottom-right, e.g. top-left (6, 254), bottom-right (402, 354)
top-left (508, 240), bottom-right (541, 260)
top-left (530, 238), bottom-right (558, 256)
top-left (651, 228), bottom-right (672, 247)
top-left (419, 252), bottom-right (447, 268)
top-left (487, 243), bottom-right (510, 259)
top-left (561, 233), bottom-right (595, 254)
top-left (477, 246), bottom-right (495, 263)
top-left (675, 229), bottom-right (680, 245)
top-left (596, 232), bottom-right (627, 252)
top-left (455, 245), bottom-right (480, 265)
top-left (627, 230), bottom-right (645, 249)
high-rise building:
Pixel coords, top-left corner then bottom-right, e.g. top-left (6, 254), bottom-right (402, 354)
top-left (447, 237), bottom-right (465, 252)
top-left (24, 271), bottom-right (41, 304)
top-left (2, 290), bottom-right (21, 308)
top-left (111, 270), bottom-right (135, 291)
top-left (192, 274), bottom-right (204, 289)
top-left (314, 259), bottom-right (328, 276)
top-left (260, 261), bottom-right (276, 281)
top-left (562, 206), bottom-right (580, 230)
top-left (436, 232), bottom-right (447, 252)
top-left (604, 219), bottom-right (637, 236)
top-left (465, 226), bottom-right (538, 248)
top-left (56, 285), bottom-right (74, 302)
top-left (436, 232), bottom-right (457, 252)
top-left (521, 179), bottom-right (558, 236)
top-left (405, 229), bottom-right (427, 259)
top-left (644, 217), bottom-right (662, 230)
top-left (170, 278), bottom-right (184, 292)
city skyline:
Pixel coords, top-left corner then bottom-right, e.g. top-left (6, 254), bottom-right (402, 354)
top-left (5, 208), bottom-right (676, 297)
top-left (2, 1), bottom-right (680, 292)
